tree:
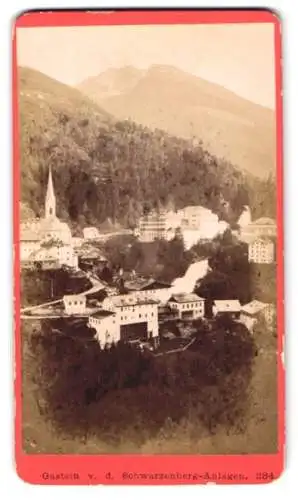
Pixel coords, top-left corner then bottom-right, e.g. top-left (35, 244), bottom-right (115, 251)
top-left (196, 270), bottom-right (235, 300)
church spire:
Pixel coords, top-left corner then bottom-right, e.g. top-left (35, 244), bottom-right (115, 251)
top-left (45, 166), bottom-right (56, 219)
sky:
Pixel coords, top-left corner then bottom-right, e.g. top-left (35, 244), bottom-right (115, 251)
top-left (16, 23), bottom-right (276, 109)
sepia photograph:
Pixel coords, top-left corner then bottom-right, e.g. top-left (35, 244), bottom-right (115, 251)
top-left (15, 15), bottom-right (281, 462)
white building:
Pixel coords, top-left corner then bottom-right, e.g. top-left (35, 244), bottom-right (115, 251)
top-left (178, 205), bottom-right (219, 231)
top-left (20, 230), bottom-right (40, 262)
top-left (168, 293), bottom-right (205, 320)
top-left (63, 294), bottom-right (86, 315)
top-left (39, 216), bottom-right (72, 245)
top-left (135, 205), bottom-right (227, 248)
top-left (178, 207), bottom-right (228, 250)
top-left (240, 300), bottom-right (276, 331)
top-left (35, 242), bottom-right (78, 268)
top-left (88, 294), bottom-right (160, 348)
top-left (20, 167), bottom-right (76, 267)
top-left (248, 238), bottom-right (275, 264)
top-left (88, 311), bottom-right (118, 348)
top-left (212, 300), bottom-right (241, 319)
top-left (21, 218), bottom-right (41, 233)
top-left (83, 227), bottom-right (100, 240)
top-left (240, 217), bottom-right (277, 242)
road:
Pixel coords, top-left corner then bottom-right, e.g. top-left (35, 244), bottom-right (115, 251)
top-left (21, 314), bottom-right (91, 319)
top-left (20, 272), bottom-right (106, 316)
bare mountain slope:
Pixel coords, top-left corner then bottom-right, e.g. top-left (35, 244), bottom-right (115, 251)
top-left (78, 65), bottom-right (276, 178)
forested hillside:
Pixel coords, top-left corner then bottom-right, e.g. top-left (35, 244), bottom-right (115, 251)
top-left (19, 67), bottom-right (276, 229)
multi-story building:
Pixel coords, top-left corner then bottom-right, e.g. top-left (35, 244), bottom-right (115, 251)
top-left (168, 293), bottom-right (205, 320)
top-left (178, 205), bottom-right (218, 231)
top-left (135, 210), bottom-right (168, 242)
top-left (88, 294), bottom-right (160, 348)
top-left (240, 300), bottom-right (276, 331)
top-left (248, 237), bottom-right (275, 264)
top-left (88, 310), bottom-right (118, 348)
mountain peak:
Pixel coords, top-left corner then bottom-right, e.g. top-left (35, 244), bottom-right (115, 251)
top-left (77, 66), bottom-right (145, 99)
top-left (147, 64), bottom-right (183, 74)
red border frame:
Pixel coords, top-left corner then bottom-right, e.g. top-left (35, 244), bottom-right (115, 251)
top-left (13, 9), bottom-right (284, 485)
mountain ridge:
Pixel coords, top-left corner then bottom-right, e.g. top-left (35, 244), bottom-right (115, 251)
top-left (78, 64), bottom-right (276, 179)
top-left (18, 66), bottom-right (276, 229)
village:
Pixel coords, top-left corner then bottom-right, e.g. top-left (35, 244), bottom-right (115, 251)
top-left (20, 167), bottom-right (277, 354)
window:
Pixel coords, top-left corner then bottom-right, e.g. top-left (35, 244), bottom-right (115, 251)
top-left (139, 314), bottom-right (142, 318)
top-left (152, 312), bottom-right (154, 317)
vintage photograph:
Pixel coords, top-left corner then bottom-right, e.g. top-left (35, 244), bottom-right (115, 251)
top-left (17, 20), bottom-right (278, 455)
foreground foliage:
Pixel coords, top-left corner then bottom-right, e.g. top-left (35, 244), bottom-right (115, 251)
top-left (23, 318), bottom-right (256, 447)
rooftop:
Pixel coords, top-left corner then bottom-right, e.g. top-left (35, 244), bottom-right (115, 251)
top-left (63, 294), bottom-right (86, 301)
top-left (253, 217), bottom-right (276, 226)
top-left (29, 247), bottom-right (58, 261)
top-left (241, 300), bottom-right (271, 316)
top-left (20, 230), bottom-right (41, 242)
top-left (213, 300), bottom-right (241, 312)
top-left (106, 295), bottom-right (159, 307)
top-left (40, 215), bottom-right (71, 234)
top-left (125, 277), bottom-right (171, 291)
top-left (250, 237), bottom-right (275, 245)
top-left (179, 205), bottom-right (213, 215)
top-left (169, 293), bottom-right (204, 303)
top-left (78, 245), bottom-right (107, 260)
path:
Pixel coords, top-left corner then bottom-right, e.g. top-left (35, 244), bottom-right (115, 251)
top-left (154, 337), bottom-right (196, 357)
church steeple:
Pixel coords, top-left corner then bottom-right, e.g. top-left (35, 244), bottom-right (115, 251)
top-left (45, 166), bottom-right (56, 219)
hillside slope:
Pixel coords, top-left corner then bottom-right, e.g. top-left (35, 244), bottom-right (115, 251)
top-left (78, 65), bottom-right (276, 179)
top-left (19, 67), bottom-right (275, 229)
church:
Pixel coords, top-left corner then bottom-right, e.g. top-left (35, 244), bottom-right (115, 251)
top-left (20, 167), bottom-right (78, 269)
